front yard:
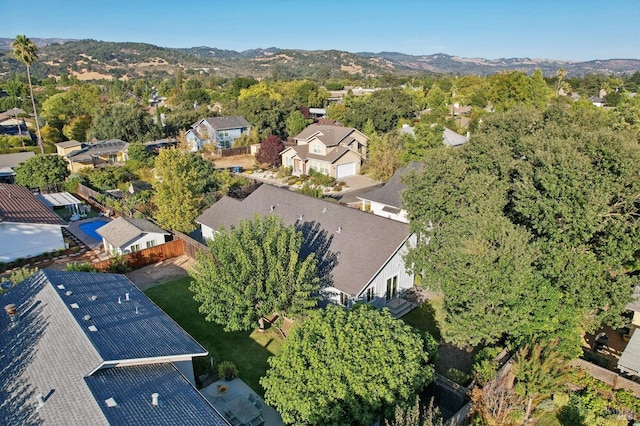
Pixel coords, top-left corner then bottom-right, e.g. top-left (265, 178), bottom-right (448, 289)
top-left (144, 277), bottom-right (283, 394)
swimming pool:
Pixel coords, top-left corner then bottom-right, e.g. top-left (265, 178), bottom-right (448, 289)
top-left (78, 219), bottom-right (110, 240)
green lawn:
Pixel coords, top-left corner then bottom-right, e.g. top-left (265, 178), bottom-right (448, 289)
top-left (144, 277), bottom-right (283, 395)
top-left (401, 295), bottom-right (444, 341)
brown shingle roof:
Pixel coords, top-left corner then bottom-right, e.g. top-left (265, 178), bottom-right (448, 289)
top-left (294, 124), bottom-right (354, 146)
top-left (0, 184), bottom-right (67, 225)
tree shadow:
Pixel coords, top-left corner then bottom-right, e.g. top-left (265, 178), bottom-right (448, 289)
top-left (295, 220), bottom-right (339, 290)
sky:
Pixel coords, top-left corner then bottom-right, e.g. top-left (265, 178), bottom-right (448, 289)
top-left (3, 0), bottom-right (639, 61)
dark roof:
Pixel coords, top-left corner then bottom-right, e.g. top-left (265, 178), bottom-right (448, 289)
top-left (0, 151), bottom-right (35, 169)
top-left (196, 184), bottom-right (411, 296)
top-left (67, 140), bottom-right (129, 162)
top-left (202, 116), bottom-right (251, 130)
top-left (0, 183), bottom-right (67, 225)
top-left (294, 124), bottom-right (356, 146)
top-left (0, 270), bottom-right (219, 425)
top-left (43, 270), bottom-right (206, 361)
top-left (85, 363), bottom-right (227, 426)
top-left (96, 216), bottom-right (169, 249)
top-left (357, 162), bottom-right (423, 209)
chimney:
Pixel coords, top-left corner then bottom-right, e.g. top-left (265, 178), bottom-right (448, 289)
top-left (5, 304), bottom-right (17, 326)
top-left (151, 393), bottom-right (159, 406)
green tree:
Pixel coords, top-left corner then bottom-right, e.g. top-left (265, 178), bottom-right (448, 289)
top-left (189, 214), bottom-right (320, 332)
top-left (90, 103), bottom-right (160, 143)
top-left (403, 121), bottom-right (443, 164)
top-left (12, 35), bottom-right (44, 154)
top-left (260, 304), bottom-right (437, 425)
top-left (512, 340), bottom-right (569, 420)
top-left (152, 148), bottom-right (204, 232)
top-left (127, 142), bottom-right (153, 165)
top-left (14, 154), bottom-right (69, 188)
top-left (364, 130), bottom-right (404, 181)
top-left (285, 110), bottom-right (308, 138)
top-left (62, 115), bottom-right (92, 141)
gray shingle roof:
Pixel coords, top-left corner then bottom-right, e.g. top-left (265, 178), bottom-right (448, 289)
top-left (619, 330), bottom-right (640, 375)
top-left (0, 270), bottom-right (219, 425)
top-left (443, 127), bottom-right (469, 147)
top-left (357, 162), bottom-right (423, 209)
top-left (283, 144), bottom-right (356, 164)
top-left (0, 151), bottom-right (35, 168)
top-left (55, 140), bottom-right (82, 149)
top-left (96, 217), bottom-right (169, 249)
top-left (202, 116), bottom-right (251, 130)
top-left (196, 184), bottom-right (411, 296)
top-left (0, 183), bottom-right (67, 225)
top-left (85, 363), bottom-right (227, 426)
top-left (66, 140), bottom-right (129, 161)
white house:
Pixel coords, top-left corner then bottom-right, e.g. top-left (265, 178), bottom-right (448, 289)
top-left (0, 183), bottom-right (67, 262)
top-left (185, 116), bottom-right (251, 151)
top-left (96, 216), bottom-right (169, 256)
top-left (0, 152), bottom-right (35, 183)
top-left (196, 184), bottom-right (416, 317)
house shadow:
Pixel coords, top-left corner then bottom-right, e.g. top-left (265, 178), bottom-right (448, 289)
top-left (295, 220), bottom-right (339, 290)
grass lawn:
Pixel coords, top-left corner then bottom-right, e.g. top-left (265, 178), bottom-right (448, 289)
top-left (144, 276), bottom-right (283, 395)
top-left (401, 295), bottom-right (444, 341)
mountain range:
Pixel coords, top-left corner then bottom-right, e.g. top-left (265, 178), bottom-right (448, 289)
top-left (0, 38), bottom-right (638, 81)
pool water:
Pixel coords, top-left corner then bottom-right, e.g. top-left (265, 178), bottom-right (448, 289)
top-left (78, 220), bottom-right (110, 240)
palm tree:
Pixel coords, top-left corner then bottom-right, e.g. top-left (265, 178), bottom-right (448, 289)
top-left (12, 35), bottom-right (44, 154)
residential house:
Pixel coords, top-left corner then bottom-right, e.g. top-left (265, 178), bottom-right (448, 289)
top-left (357, 162), bottom-right (423, 223)
top-left (96, 216), bottom-right (169, 256)
top-left (196, 184), bottom-right (416, 317)
top-left (143, 138), bottom-right (178, 153)
top-left (400, 124), bottom-right (470, 147)
top-left (0, 183), bottom-right (67, 262)
top-left (0, 270), bottom-right (228, 425)
top-left (58, 139), bottom-right (129, 173)
top-left (280, 124), bottom-right (368, 179)
top-left (0, 108), bottom-right (31, 139)
top-left (0, 151), bottom-right (35, 183)
top-left (185, 116), bottom-right (251, 151)
top-left (617, 288), bottom-right (640, 377)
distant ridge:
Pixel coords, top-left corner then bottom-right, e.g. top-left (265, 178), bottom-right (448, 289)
top-left (0, 38), bottom-right (638, 80)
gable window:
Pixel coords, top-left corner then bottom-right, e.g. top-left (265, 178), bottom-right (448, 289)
top-left (312, 144), bottom-right (322, 154)
top-left (386, 276), bottom-right (398, 301)
top-left (340, 292), bottom-right (349, 306)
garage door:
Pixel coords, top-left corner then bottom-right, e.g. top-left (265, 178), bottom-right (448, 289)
top-left (336, 162), bottom-right (356, 179)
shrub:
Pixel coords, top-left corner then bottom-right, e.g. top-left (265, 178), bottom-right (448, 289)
top-left (444, 368), bottom-right (471, 386)
top-left (218, 361), bottom-right (238, 380)
top-left (107, 253), bottom-right (130, 273)
top-left (65, 262), bottom-right (98, 272)
top-left (9, 266), bottom-right (39, 286)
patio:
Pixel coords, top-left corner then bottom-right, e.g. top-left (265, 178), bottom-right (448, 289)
top-left (201, 378), bottom-right (283, 426)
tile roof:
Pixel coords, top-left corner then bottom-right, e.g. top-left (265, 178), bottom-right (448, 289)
top-left (357, 162), bottom-right (423, 208)
top-left (196, 184), bottom-right (411, 296)
top-left (0, 183), bottom-right (67, 225)
top-left (96, 217), bottom-right (169, 249)
top-left (202, 116), bottom-right (251, 130)
top-left (0, 270), bottom-right (220, 425)
top-left (85, 363), bottom-right (227, 426)
top-left (66, 140), bottom-right (129, 162)
top-left (294, 124), bottom-right (355, 146)
top-left (0, 151), bottom-right (35, 169)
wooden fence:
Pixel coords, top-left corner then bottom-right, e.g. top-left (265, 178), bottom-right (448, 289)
top-left (213, 146), bottom-right (251, 158)
top-left (172, 231), bottom-right (210, 259)
top-left (93, 239), bottom-right (185, 272)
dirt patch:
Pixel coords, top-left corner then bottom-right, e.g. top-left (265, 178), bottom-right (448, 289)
top-left (210, 154), bottom-right (257, 170)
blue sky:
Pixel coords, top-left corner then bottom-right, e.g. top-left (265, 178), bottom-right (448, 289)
top-left (3, 0), bottom-right (639, 61)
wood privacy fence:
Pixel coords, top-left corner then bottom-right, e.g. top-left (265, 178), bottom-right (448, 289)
top-left (213, 146), bottom-right (251, 158)
top-left (93, 239), bottom-right (185, 272)
top-left (172, 231), bottom-right (210, 259)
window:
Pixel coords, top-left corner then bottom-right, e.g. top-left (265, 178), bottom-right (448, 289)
top-left (146, 240), bottom-right (156, 249)
top-left (312, 144), bottom-right (322, 154)
top-left (366, 287), bottom-right (375, 302)
top-left (108, 154), bottom-right (117, 163)
top-left (284, 156), bottom-right (293, 167)
top-left (386, 276), bottom-right (398, 301)
top-left (131, 243), bottom-right (141, 253)
top-left (340, 292), bottom-right (349, 306)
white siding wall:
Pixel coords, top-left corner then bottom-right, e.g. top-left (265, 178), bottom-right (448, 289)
top-left (109, 232), bottom-right (166, 256)
top-left (357, 236), bottom-right (415, 306)
top-left (369, 201), bottom-right (408, 223)
top-left (0, 222), bottom-right (65, 263)
top-left (201, 224), bottom-right (216, 242)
